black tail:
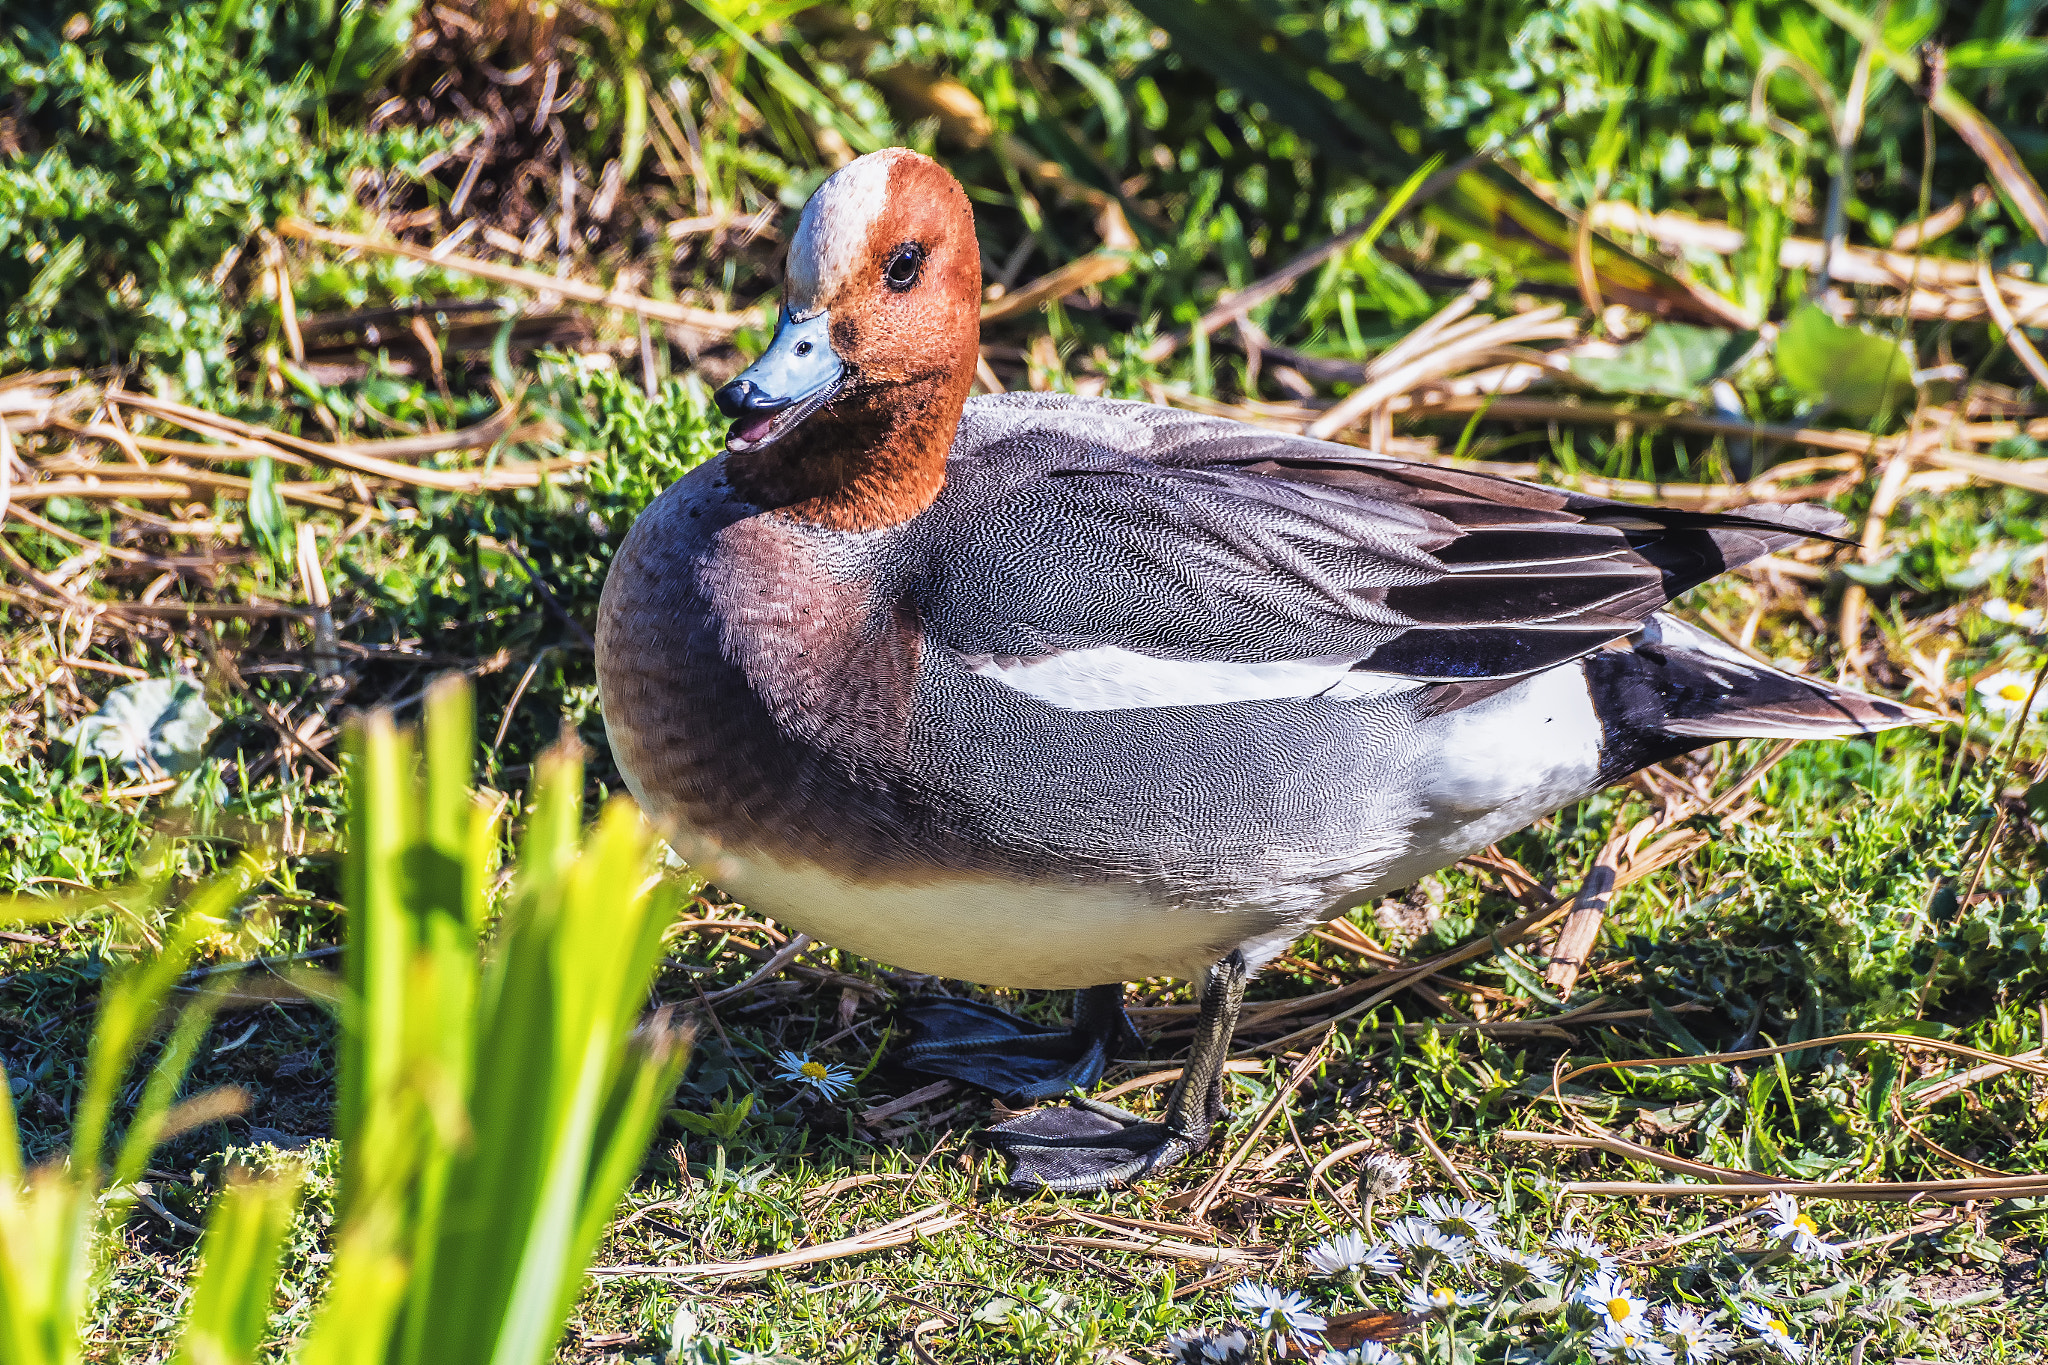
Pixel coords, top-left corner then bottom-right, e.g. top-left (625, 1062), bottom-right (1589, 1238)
top-left (1584, 614), bottom-right (1937, 784)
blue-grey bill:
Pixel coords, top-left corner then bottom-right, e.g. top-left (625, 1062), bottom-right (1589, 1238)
top-left (727, 309), bottom-right (845, 450)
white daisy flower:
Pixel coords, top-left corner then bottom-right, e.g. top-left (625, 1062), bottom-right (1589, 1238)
top-left (1306, 1231), bottom-right (1402, 1278)
top-left (1479, 1241), bottom-right (1561, 1290)
top-left (1737, 1303), bottom-right (1807, 1362)
top-left (1576, 1271), bottom-right (1651, 1332)
top-left (1386, 1215), bottom-right (1471, 1268)
top-left (770, 1049), bottom-right (854, 1101)
top-left (1229, 1283), bottom-right (1327, 1352)
top-left (1418, 1194), bottom-right (1499, 1240)
top-left (1591, 1324), bottom-right (1677, 1365)
top-left (1360, 1151), bottom-right (1414, 1197)
top-left (1975, 668), bottom-right (2045, 720)
top-left (1760, 1193), bottom-right (1841, 1262)
top-left (1319, 1345), bottom-right (1400, 1365)
top-left (1166, 1325), bottom-right (1254, 1365)
top-left (1401, 1281), bottom-right (1487, 1316)
top-left (1547, 1230), bottom-right (1618, 1278)
top-left (1983, 599), bottom-right (2047, 631)
top-left (1661, 1306), bottom-right (1734, 1363)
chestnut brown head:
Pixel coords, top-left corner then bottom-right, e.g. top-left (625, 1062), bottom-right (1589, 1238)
top-left (715, 149), bottom-right (981, 459)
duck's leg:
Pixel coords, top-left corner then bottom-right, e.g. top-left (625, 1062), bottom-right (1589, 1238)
top-left (980, 951), bottom-right (1248, 1192)
top-left (899, 983), bottom-right (1140, 1104)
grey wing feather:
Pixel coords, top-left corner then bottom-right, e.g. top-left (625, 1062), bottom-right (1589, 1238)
top-left (929, 393), bottom-right (1839, 685)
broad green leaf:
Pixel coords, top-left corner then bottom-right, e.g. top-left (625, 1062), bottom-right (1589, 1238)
top-left (1864, 1049), bottom-right (1898, 1131)
top-left (1775, 304), bottom-right (1915, 423)
top-left (62, 676), bottom-right (219, 778)
top-left (1570, 324), bottom-right (1758, 399)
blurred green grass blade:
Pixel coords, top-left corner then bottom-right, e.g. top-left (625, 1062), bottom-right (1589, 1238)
top-left (170, 1173), bottom-right (304, 1365)
top-left (0, 858), bottom-right (258, 1365)
top-left (619, 66), bottom-right (650, 186)
top-left (312, 679), bottom-right (686, 1365)
top-left (1048, 53), bottom-right (1131, 171)
top-left (110, 991), bottom-right (228, 1189)
top-left (73, 860), bottom-right (257, 1180)
top-left (296, 1244), bottom-right (409, 1365)
top-left (337, 709), bottom-right (409, 1224)
top-left (0, 1060), bottom-right (20, 1190)
top-left (0, 1165), bottom-right (90, 1365)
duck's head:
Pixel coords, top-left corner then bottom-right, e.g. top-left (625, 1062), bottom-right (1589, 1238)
top-left (715, 148), bottom-right (981, 529)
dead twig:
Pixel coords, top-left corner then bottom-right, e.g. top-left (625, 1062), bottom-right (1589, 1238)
top-left (277, 217), bottom-right (757, 335)
top-left (687, 933), bottom-right (813, 1010)
top-left (587, 1202), bottom-right (967, 1279)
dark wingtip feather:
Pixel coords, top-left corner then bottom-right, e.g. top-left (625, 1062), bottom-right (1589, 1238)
top-left (1585, 615), bottom-right (1940, 783)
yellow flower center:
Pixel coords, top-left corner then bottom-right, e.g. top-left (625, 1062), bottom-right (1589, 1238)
top-left (1999, 682), bottom-right (2028, 701)
top-left (800, 1061), bottom-right (830, 1082)
top-left (1608, 1298), bottom-right (1634, 1321)
top-left (1769, 1317), bottom-right (1789, 1335)
top-left (1794, 1214), bottom-right (1818, 1236)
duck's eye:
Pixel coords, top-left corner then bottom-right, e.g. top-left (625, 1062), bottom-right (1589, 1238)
top-left (883, 242), bottom-right (926, 293)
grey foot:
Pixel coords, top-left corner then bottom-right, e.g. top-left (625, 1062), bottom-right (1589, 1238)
top-left (983, 950), bottom-right (1248, 1193)
top-left (899, 983), bottom-right (1139, 1105)
top-left (984, 1096), bottom-right (1202, 1192)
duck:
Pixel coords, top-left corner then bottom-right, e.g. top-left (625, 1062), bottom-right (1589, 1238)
top-left (595, 147), bottom-right (1929, 1193)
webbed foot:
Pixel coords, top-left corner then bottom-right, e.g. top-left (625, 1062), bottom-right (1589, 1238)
top-left (984, 1096), bottom-right (1201, 1192)
top-left (899, 982), bottom-right (1139, 1105)
top-left (982, 950), bottom-right (1249, 1192)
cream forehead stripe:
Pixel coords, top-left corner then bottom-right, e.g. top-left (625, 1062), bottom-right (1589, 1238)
top-left (785, 151), bottom-right (901, 316)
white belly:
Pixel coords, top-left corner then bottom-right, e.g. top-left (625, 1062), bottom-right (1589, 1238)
top-left (674, 839), bottom-right (1229, 988)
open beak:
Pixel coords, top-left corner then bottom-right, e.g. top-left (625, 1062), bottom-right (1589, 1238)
top-left (714, 308), bottom-right (846, 451)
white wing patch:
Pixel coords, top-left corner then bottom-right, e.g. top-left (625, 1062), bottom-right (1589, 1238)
top-left (964, 646), bottom-right (1424, 711)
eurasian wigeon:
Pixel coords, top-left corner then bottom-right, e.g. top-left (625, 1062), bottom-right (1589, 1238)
top-left (596, 148), bottom-right (1927, 1191)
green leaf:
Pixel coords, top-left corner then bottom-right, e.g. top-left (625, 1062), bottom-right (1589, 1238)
top-left (1774, 304), bottom-right (1915, 423)
top-left (2024, 777), bottom-right (2048, 824)
top-left (1490, 933), bottom-right (1566, 1008)
top-left (1864, 1049), bottom-right (1898, 1130)
top-left (1050, 53), bottom-right (1131, 170)
top-left (1649, 1000), bottom-right (1710, 1058)
top-left (1943, 38), bottom-right (2048, 74)
top-left (63, 675), bottom-right (219, 778)
top-left (244, 455), bottom-right (290, 558)
top-left (1840, 555), bottom-right (1904, 587)
top-left (1570, 324), bottom-right (1757, 399)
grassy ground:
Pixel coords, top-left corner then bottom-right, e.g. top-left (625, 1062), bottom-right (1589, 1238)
top-left (5, 1), bottom-right (2048, 1361)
